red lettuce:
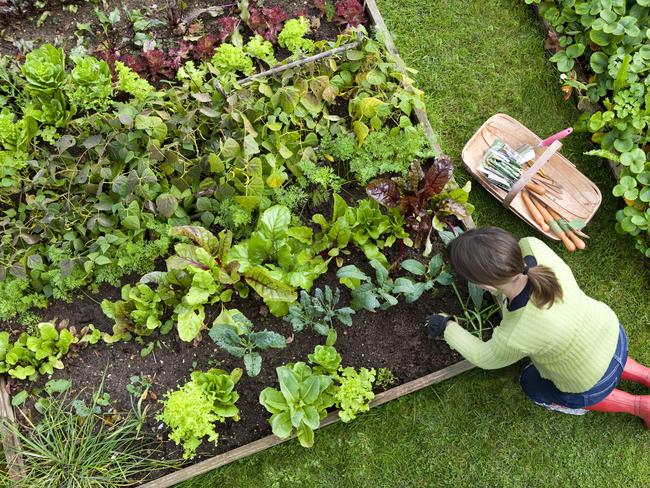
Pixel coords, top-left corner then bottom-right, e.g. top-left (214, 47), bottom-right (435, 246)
top-left (193, 33), bottom-right (218, 60)
top-left (334, 0), bottom-right (366, 26)
top-left (217, 16), bottom-right (239, 43)
top-left (248, 6), bottom-right (288, 43)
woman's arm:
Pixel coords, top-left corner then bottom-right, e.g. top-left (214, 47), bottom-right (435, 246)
top-left (443, 322), bottom-right (527, 369)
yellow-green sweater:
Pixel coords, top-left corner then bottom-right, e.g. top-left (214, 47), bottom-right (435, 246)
top-left (444, 237), bottom-right (619, 393)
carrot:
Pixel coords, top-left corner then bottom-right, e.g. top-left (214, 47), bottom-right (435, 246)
top-left (525, 182), bottom-right (546, 196)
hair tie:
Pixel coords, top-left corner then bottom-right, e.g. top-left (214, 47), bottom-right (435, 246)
top-left (523, 264), bottom-right (529, 275)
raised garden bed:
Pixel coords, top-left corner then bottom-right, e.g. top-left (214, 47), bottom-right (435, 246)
top-left (0, 1), bottom-right (487, 486)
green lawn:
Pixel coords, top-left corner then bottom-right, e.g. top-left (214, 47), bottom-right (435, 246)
top-left (182, 1), bottom-right (650, 486)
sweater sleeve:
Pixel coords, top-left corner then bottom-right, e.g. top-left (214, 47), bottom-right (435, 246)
top-left (443, 321), bottom-right (527, 369)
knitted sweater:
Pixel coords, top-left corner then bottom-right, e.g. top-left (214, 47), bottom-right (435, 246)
top-left (444, 237), bottom-right (619, 393)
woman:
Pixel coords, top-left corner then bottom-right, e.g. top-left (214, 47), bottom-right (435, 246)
top-left (425, 226), bottom-right (650, 427)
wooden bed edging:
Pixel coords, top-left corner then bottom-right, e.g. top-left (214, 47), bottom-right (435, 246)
top-left (0, 376), bottom-right (25, 482)
top-left (138, 360), bottom-right (474, 488)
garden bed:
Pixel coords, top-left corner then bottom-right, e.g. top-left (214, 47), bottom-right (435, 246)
top-left (0, 0), bottom-right (485, 486)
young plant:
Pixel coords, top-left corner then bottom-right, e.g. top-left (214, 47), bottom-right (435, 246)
top-left (2, 382), bottom-right (175, 487)
top-left (308, 344), bottom-right (342, 377)
top-left (375, 367), bottom-right (396, 389)
top-left (367, 157), bottom-right (473, 248)
top-left (392, 254), bottom-right (454, 303)
top-left (336, 260), bottom-right (399, 312)
top-left (335, 366), bottom-right (375, 422)
top-left (284, 286), bottom-right (355, 339)
top-left (208, 308), bottom-right (286, 376)
top-left (451, 283), bottom-right (501, 338)
top-left (278, 17), bottom-right (315, 56)
top-left (259, 362), bottom-right (335, 447)
top-left (157, 368), bottom-right (242, 459)
top-left (227, 205), bottom-right (328, 315)
top-left (101, 283), bottom-right (166, 340)
top-left (0, 323), bottom-right (77, 380)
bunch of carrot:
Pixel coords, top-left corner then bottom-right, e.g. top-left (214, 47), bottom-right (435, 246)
top-left (520, 189), bottom-right (586, 252)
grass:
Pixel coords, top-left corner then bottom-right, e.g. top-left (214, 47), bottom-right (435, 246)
top-left (182, 1), bottom-right (650, 486)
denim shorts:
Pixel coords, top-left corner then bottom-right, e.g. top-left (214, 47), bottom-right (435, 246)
top-left (519, 325), bottom-right (628, 409)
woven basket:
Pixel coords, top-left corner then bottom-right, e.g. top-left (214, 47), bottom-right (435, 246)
top-left (461, 113), bottom-right (602, 240)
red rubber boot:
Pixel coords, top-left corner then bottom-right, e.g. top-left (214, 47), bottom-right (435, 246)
top-left (621, 357), bottom-right (650, 388)
top-left (586, 389), bottom-right (650, 429)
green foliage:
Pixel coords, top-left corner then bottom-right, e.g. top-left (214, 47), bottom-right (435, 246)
top-left (208, 309), bottom-right (287, 376)
top-left (115, 61), bottom-right (155, 99)
top-left (278, 17), bottom-right (315, 56)
top-left (392, 254), bottom-right (454, 303)
top-left (312, 195), bottom-right (411, 268)
top-left (245, 35), bottom-right (278, 67)
top-left (157, 368), bottom-right (242, 460)
top-left (68, 55), bottom-right (113, 111)
top-left (285, 286), bottom-right (355, 337)
top-left (100, 283), bottom-right (165, 340)
top-left (1, 382), bottom-right (175, 487)
top-left (534, 0), bottom-right (650, 256)
top-left (336, 260), bottom-right (399, 312)
top-left (375, 367), bottom-right (397, 389)
top-left (321, 126), bottom-right (435, 185)
top-left (0, 322), bottom-right (85, 380)
top-left (259, 362), bottom-right (335, 448)
top-left (335, 366), bottom-right (375, 422)
top-left (21, 44), bottom-right (66, 95)
top-left (211, 43), bottom-right (254, 87)
top-left (307, 344), bottom-right (342, 376)
top-left (227, 205), bottom-right (328, 313)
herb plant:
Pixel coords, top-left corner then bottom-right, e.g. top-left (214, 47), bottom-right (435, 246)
top-left (208, 308), bottom-right (287, 376)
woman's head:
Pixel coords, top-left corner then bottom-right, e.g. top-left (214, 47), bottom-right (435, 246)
top-left (448, 226), bottom-right (563, 308)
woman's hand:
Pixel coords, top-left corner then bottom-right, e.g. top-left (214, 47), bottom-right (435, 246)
top-left (424, 313), bottom-right (452, 338)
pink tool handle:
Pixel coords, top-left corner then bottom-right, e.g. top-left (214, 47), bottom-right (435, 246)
top-left (540, 127), bottom-right (573, 147)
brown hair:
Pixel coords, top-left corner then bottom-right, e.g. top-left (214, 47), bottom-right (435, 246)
top-left (448, 227), bottom-right (563, 309)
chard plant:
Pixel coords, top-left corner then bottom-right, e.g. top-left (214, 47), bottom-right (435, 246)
top-left (392, 254), bottom-right (454, 303)
top-left (259, 362), bottom-right (335, 448)
top-left (208, 308), bottom-right (287, 376)
top-left (284, 286), bottom-right (355, 340)
top-left (367, 157), bottom-right (474, 250)
top-left (157, 368), bottom-right (242, 460)
top-left (336, 260), bottom-right (400, 312)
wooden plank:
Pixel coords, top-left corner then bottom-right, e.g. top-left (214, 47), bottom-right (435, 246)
top-left (0, 376), bottom-right (26, 482)
top-left (364, 0), bottom-right (476, 231)
top-left (138, 360), bottom-right (474, 488)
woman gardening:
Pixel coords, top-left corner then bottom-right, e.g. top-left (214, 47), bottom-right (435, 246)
top-left (426, 227), bottom-right (650, 427)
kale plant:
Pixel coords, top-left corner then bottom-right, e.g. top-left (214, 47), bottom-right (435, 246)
top-left (284, 286), bottom-right (355, 338)
top-left (209, 308), bottom-right (286, 376)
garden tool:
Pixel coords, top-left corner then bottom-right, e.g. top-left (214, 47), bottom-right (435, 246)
top-left (515, 127), bottom-right (573, 164)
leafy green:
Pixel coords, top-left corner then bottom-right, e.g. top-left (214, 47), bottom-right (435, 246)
top-left (115, 61), bottom-right (155, 99)
top-left (259, 362), bottom-right (335, 447)
top-left (245, 35), bottom-right (278, 67)
top-left (208, 308), bottom-right (286, 376)
top-left (278, 17), bottom-right (315, 56)
top-left (285, 286), bottom-right (355, 338)
top-left (68, 55), bottom-right (113, 111)
top-left (157, 368), bottom-right (242, 459)
top-left (21, 44), bottom-right (66, 95)
top-left (335, 366), bottom-right (375, 422)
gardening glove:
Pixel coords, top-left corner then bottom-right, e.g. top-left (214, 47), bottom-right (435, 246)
top-left (424, 313), bottom-right (452, 338)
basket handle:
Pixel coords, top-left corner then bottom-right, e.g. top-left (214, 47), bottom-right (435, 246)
top-left (502, 140), bottom-right (562, 208)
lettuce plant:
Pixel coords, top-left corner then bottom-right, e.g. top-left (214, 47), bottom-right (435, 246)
top-left (208, 308), bottom-right (286, 376)
top-left (278, 17), bottom-right (315, 56)
top-left (307, 344), bottom-right (342, 376)
top-left (0, 323), bottom-right (77, 380)
top-left (335, 366), bottom-right (375, 422)
top-left (115, 61), bottom-right (155, 100)
top-left (211, 43), bottom-right (253, 87)
top-left (101, 283), bottom-right (165, 340)
top-left (259, 362), bottom-right (334, 447)
top-left (21, 44), bottom-right (66, 95)
top-left (245, 35), bottom-right (278, 67)
top-left (157, 368), bottom-right (242, 459)
top-left (68, 55), bottom-right (113, 111)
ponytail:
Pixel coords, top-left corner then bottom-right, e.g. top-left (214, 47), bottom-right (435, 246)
top-left (526, 265), bottom-right (563, 309)
top-left (448, 227), bottom-right (564, 310)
